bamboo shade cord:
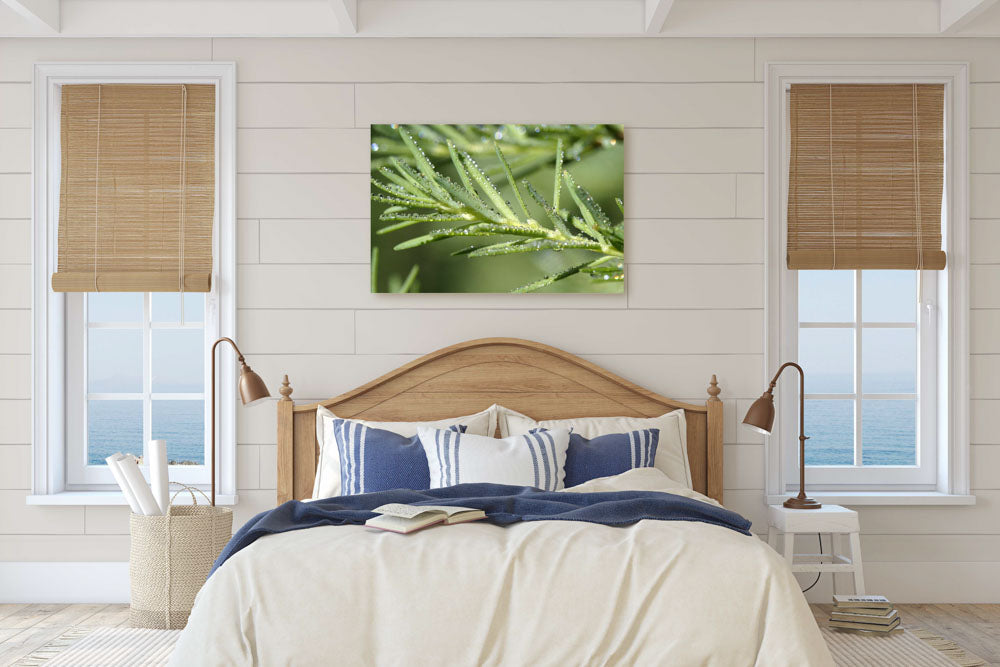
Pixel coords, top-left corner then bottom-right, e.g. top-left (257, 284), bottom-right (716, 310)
top-left (52, 83), bottom-right (216, 292)
top-left (787, 83), bottom-right (946, 270)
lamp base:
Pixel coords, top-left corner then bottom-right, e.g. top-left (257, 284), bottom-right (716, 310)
top-left (783, 496), bottom-right (822, 510)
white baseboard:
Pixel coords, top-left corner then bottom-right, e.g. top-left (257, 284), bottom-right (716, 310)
top-left (0, 562), bottom-right (129, 603)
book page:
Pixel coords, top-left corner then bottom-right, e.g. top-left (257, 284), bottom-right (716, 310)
top-left (414, 505), bottom-right (480, 516)
top-left (372, 503), bottom-right (443, 519)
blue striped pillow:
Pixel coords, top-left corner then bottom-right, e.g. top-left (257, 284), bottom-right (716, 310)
top-left (332, 419), bottom-right (465, 496)
top-left (559, 428), bottom-right (660, 487)
top-left (418, 427), bottom-right (571, 491)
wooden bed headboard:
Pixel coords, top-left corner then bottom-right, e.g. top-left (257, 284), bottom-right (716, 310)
top-left (276, 338), bottom-right (724, 504)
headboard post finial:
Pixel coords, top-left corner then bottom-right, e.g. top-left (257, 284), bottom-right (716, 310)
top-left (707, 374), bottom-right (721, 402)
top-left (279, 374), bottom-right (293, 402)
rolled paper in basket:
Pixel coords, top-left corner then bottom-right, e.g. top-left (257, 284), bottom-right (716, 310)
top-left (149, 439), bottom-right (170, 515)
top-left (116, 454), bottom-right (161, 516)
top-left (106, 454), bottom-right (142, 514)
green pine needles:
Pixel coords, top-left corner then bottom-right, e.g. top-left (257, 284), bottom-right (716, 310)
top-left (370, 124), bottom-right (624, 294)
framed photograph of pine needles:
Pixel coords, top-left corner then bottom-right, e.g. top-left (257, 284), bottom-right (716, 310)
top-left (370, 124), bottom-right (625, 293)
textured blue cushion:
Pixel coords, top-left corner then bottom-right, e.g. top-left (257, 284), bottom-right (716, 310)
top-left (332, 419), bottom-right (465, 496)
top-left (561, 428), bottom-right (660, 487)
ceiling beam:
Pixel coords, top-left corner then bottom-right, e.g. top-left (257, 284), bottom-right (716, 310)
top-left (644, 0), bottom-right (675, 33)
top-left (330, 0), bottom-right (357, 33)
top-left (940, 0), bottom-right (999, 32)
top-left (1, 0), bottom-right (59, 31)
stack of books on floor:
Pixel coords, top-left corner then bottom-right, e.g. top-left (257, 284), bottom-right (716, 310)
top-left (829, 595), bottom-right (901, 634)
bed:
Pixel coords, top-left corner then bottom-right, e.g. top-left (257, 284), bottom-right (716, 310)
top-left (171, 338), bottom-right (833, 666)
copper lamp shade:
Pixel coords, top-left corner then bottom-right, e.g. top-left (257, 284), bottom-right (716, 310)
top-left (742, 392), bottom-right (776, 436)
top-left (743, 362), bottom-right (821, 510)
top-left (238, 361), bottom-right (271, 407)
top-left (211, 337), bottom-right (271, 506)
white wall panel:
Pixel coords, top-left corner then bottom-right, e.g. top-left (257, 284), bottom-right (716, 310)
top-left (0, 38), bottom-right (212, 81)
top-left (238, 129), bottom-right (368, 173)
top-left (0, 35), bottom-right (996, 603)
top-left (627, 174), bottom-right (736, 218)
top-left (0, 130), bottom-right (29, 173)
top-left (0, 221), bottom-right (30, 264)
top-left (0, 175), bottom-right (30, 218)
top-left (258, 220), bottom-right (369, 264)
top-left (972, 174), bottom-right (1000, 218)
top-left (0, 401), bottom-right (29, 445)
top-left (238, 174), bottom-right (370, 219)
top-left (216, 38), bottom-right (756, 83)
top-left (970, 220), bottom-right (1000, 263)
top-left (627, 220), bottom-right (764, 264)
top-left (0, 84), bottom-right (31, 128)
top-left (628, 265), bottom-right (763, 309)
top-left (581, 353), bottom-right (764, 399)
top-left (238, 265), bottom-right (627, 310)
top-left (238, 309), bottom-right (354, 354)
top-left (0, 266), bottom-right (31, 308)
top-left (237, 84), bottom-right (355, 128)
top-left (355, 309), bottom-right (763, 355)
top-left (754, 38), bottom-right (1000, 82)
top-left (972, 84), bottom-right (1000, 128)
top-left (625, 129), bottom-right (763, 173)
top-left (356, 83), bottom-right (764, 128)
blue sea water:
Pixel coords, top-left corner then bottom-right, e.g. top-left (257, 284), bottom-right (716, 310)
top-left (799, 372), bottom-right (917, 466)
top-left (88, 400), bottom-right (205, 465)
top-left (804, 399), bottom-right (916, 466)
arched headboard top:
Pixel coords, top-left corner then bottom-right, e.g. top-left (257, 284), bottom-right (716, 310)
top-left (277, 338), bottom-right (723, 503)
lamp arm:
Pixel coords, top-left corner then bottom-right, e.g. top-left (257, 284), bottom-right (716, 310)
top-left (209, 336), bottom-right (244, 507)
top-left (212, 336), bottom-right (245, 364)
top-left (768, 361), bottom-right (807, 443)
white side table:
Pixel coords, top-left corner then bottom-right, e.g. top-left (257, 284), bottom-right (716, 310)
top-left (767, 504), bottom-right (865, 595)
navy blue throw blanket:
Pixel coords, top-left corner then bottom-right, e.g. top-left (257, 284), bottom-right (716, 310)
top-left (211, 483), bottom-right (751, 576)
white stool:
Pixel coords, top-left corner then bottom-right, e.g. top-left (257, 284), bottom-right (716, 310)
top-left (767, 504), bottom-right (865, 595)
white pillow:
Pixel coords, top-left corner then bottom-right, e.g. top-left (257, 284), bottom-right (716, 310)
top-left (312, 405), bottom-right (498, 499)
top-left (498, 406), bottom-right (692, 489)
top-left (564, 468), bottom-right (721, 508)
top-left (418, 427), bottom-right (571, 491)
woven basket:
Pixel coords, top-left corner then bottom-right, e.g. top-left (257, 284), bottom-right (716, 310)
top-left (129, 485), bottom-right (232, 629)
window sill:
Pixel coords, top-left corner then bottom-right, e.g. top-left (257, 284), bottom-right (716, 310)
top-left (26, 492), bottom-right (239, 506)
top-left (766, 492), bottom-right (976, 506)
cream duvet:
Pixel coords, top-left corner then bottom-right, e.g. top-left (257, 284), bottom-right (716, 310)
top-left (171, 469), bottom-right (833, 666)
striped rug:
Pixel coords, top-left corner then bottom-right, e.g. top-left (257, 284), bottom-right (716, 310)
top-left (12, 624), bottom-right (987, 666)
top-left (822, 626), bottom-right (986, 667)
top-left (12, 627), bottom-right (180, 667)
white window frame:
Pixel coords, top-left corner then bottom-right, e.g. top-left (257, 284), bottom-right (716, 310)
top-left (30, 62), bottom-right (238, 505)
top-left (764, 62), bottom-right (973, 505)
top-left (65, 292), bottom-right (211, 487)
top-left (792, 269), bottom-right (935, 487)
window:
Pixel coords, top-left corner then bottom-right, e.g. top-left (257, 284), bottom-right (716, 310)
top-left (794, 269), bottom-right (936, 486)
top-left (31, 63), bottom-right (236, 503)
top-left (65, 292), bottom-right (210, 487)
top-left (764, 63), bottom-right (971, 502)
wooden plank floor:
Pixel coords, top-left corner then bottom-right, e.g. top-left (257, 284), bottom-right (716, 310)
top-left (0, 603), bottom-right (996, 665)
top-left (812, 603), bottom-right (1000, 666)
top-left (0, 604), bottom-right (129, 666)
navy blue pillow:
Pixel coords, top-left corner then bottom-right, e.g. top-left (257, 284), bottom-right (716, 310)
top-left (333, 419), bottom-right (465, 495)
top-left (560, 428), bottom-right (660, 487)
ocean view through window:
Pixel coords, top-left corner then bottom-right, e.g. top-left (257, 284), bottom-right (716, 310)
top-left (798, 270), bottom-right (919, 467)
top-left (86, 292), bottom-right (207, 466)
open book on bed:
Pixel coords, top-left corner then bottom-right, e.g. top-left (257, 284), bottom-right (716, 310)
top-left (365, 503), bottom-right (486, 534)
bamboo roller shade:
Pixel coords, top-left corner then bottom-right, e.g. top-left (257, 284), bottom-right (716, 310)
top-left (787, 83), bottom-right (946, 270)
top-left (52, 84), bottom-right (216, 292)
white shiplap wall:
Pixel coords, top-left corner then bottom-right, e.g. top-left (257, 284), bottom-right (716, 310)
top-left (0, 36), bottom-right (998, 602)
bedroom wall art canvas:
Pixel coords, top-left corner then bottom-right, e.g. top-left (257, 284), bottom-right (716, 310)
top-left (370, 124), bottom-right (625, 293)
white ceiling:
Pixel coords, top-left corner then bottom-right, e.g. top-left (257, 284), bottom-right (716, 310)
top-left (1, 0), bottom-right (999, 38)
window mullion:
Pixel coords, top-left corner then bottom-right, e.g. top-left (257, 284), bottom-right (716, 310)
top-left (854, 270), bottom-right (863, 467)
top-left (142, 292), bottom-right (152, 465)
